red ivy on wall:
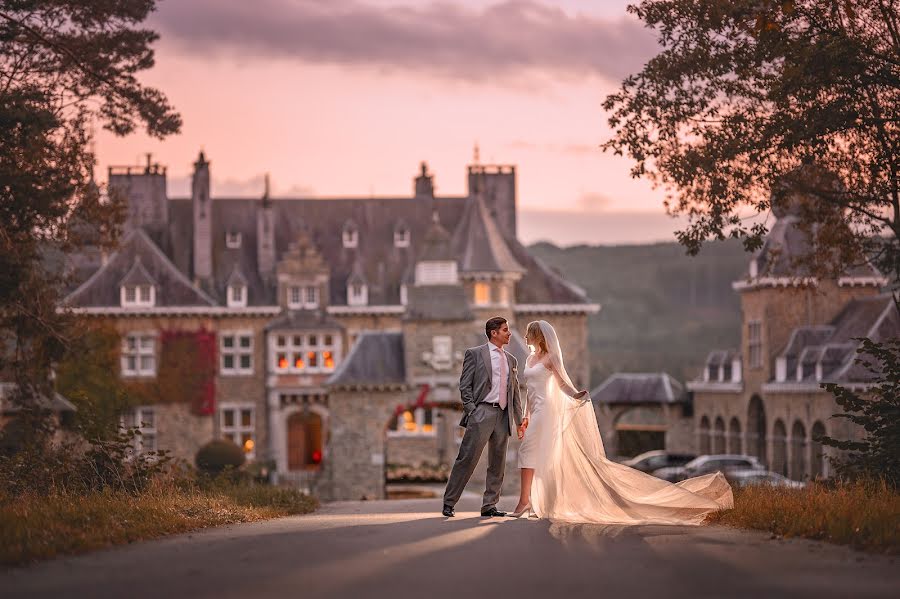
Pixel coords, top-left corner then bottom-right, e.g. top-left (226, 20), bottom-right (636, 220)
top-left (156, 329), bottom-right (217, 416)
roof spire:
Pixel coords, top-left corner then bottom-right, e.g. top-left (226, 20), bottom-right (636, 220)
top-left (473, 142), bottom-right (480, 165)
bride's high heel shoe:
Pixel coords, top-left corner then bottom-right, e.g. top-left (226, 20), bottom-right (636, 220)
top-left (510, 503), bottom-right (532, 518)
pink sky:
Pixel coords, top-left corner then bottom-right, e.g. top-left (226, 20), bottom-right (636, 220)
top-left (96, 0), bottom-right (694, 245)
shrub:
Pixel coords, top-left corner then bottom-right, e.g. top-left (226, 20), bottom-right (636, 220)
top-left (195, 439), bottom-right (245, 476)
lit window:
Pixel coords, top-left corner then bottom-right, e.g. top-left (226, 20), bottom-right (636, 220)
top-left (220, 404), bottom-right (255, 459)
top-left (473, 282), bottom-right (491, 305)
top-left (390, 407), bottom-right (437, 436)
top-left (121, 333), bottom-right (156, 377)
top-left (498, 284), bottom-right (510, 305)
top-left (220, 332), bottom-right (253, 375)
top-left (270, 331), bottom-right (338, 373)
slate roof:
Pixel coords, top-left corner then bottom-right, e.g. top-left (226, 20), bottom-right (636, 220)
top-left (452, 195), bottom-right (525, 274)
top-left (591, 373), bottom-right (686, 405)
top-left (65, 228), bottom-right (216, 307)
top-left (265, 310), bottom-right (344, 332)
top-left (799, 294), bottom-right (900, 383)
top-left (326, 332), bottom-right (406, 388)
top-left (119, 256), bottom-right (157, 287)
top-left (744, 215), bottom-right (882, 281)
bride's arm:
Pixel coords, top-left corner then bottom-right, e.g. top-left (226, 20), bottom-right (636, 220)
top-left (546, 362), bottom-right (588, 400)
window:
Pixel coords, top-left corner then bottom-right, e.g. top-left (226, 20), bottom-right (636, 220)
top-left (227, 284), bottom-right (247, 308)
top-left (271, 332), bottom-right (337, 374)
top-left (394, 228), bottom-right (410, 248)
top-left (432, 336), bottom-right (452, 370)
top-left (220, 332), bottom-right (253, 375)
top-left (126, 406), bottom-right (157, 455)
top-left (473, 282), bottom-right (491, 305)
top-left (498, 284), bottom-right (510, 305)
top-left (288, 285), bottom-right (319, 309)
top-left (221, 404), bottom-right (255, 459)
top-left (748, 321), bottom-right (762, 369)
top-left (415, 261), bottom-right (457, 285)
top-left (348, 283), bottom-right (367, 306)
top-left (400, 284), bottom-right (408, 306)
top-left (121, 333), bottom-right (156, 377)
top-left (343, 228), bottom-right (358, 248)
top-left (225, 232), bottom-right (242, 248)
top-left (390, 407), bottom-right (436, 436)
top-left (121, 284), bottom-right (155, 307)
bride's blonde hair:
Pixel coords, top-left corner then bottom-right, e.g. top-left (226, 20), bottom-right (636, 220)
top-left (526, 321), bottom-right (548, 354)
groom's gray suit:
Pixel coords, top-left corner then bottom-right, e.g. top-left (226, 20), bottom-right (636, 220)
top-left (443, 342), bottom-right (524, 511)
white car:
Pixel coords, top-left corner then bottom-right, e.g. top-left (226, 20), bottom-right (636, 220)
top-left (652, 454), bottom-right (766, 482)
top-left (726, 469), bottom-right (806, 489)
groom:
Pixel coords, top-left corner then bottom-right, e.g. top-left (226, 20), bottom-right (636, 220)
top-left (442, 316), bottom-right (524, 517)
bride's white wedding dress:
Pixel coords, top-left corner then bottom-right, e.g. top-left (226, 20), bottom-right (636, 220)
top-left (519, 321), bottom-right (733, 525)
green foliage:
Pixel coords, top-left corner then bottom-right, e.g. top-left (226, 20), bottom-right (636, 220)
top-left (195, 439), bottom-right (246, 476)
top-left (529, 239), bottom-right (746, 384)
top-left (821, 332), bottom-right (900, 489)
top-left (604, 0), bottom-right (900, 282)
top-left (55, 322), bottom-right (134, 440)
top-left (0, 0), bottom-right (180, 435)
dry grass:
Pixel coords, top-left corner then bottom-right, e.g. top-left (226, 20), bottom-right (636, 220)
top-left (0, 480), bottom-right (317, 566)
top-left (707, 479), bottom-right (900, 553)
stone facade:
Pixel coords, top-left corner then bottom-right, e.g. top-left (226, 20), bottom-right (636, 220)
top-left (62, 153), bottom-right (599, 500)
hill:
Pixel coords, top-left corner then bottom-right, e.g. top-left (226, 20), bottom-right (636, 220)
top-left (527, 239), bottom-right (750, 387)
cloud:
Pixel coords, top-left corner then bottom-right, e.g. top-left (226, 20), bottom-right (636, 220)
top-left (151, 0), bottom-right (658, 83)
top-left (577, 192), bottom-right (612, 212)
top-left (165, 174), bottom-right (314, 197)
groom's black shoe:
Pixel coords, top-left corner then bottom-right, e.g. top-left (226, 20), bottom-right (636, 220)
top-left (480, 507), bottom-right (507, 517)
top-left (442, 505), bottom-right (455, 517)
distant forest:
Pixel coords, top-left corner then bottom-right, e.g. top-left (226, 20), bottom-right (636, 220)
top-left (528, 239), bottom-right (751, 389)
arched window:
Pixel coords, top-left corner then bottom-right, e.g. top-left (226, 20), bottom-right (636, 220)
top-left (698, 416), bottom-right (711, 455)
top-left (810, 421), bottom-right (827, 479)
top-left (747, 395), bottom-right (767, 466)
top-left (728, 417), bottom-right (742, 454)
top-left (791, 420), bottom-right (807, 481)
top-left (713, 416), bottom-right (726, 454)
top-left (772, 419), bottom-right (787, 476)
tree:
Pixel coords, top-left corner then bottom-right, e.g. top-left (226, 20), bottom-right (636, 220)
top-left (0, 1), bottom-right (180, 428)
top-left (821, 333), bottom-right (900, 488)
top-left (603, 0), bottom-right (900, 283)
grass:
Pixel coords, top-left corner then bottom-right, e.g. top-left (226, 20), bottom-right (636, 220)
top-left (0, 479), bottom-right (317, 566)
top-left (707, 479), bottom-right (900, 553)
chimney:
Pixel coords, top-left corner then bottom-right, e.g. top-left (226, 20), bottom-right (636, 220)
top-left (192, 150), bottom-right (213, 281)
top-left (414, 161), bottom-right (434, 198)
top-left (257, 173), bottom-right (276, 279)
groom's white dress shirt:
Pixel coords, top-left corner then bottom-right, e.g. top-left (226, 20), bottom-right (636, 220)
top-left (483, 344), bottom-right (507, 407)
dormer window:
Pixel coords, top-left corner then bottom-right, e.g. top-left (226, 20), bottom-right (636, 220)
top-left (348, 283), bottom-right (368, 306)
top-left (121, 284), bottom-right (155, 307)
top-left (342, 224), bottom-right (358, 248)
top-left (394, 227), bottom-right (410, 248)
top-left (225, 232), bottom-right (242, 249)
top-left (288, 285), bottom-right (319, 310)
top-left (228, 283), bottom-right (247, 308)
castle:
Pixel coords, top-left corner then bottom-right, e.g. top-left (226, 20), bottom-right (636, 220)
top-left (63, 152), bottom-right (599, 499)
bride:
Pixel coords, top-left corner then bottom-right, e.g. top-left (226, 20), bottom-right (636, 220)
top-left (510, 320), bottom-right (733, 524)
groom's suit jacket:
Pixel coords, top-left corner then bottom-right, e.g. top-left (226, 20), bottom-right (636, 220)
top-left (457, 343), bottom-right (524, 435)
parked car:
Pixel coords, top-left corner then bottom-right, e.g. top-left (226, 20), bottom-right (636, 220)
top-left (621, 450), bottom-right (696, 474)
top-left (726, 469), bottom-right (806, 489)
top-left (652, 454), bottom-right (766, 482)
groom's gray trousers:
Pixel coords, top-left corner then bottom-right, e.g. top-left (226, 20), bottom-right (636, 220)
top-left (443, 402), bottom-right (510, 510)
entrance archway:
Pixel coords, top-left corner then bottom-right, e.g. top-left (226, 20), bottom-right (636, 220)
top-left (811, 421), bottom-right (826, 479)
top-left (772, 419), bottom-right (787, 476)
top-left (287, 412), bottom-right (323, 471)
top-left (728, 417), bottom-right (742, 454)
top-left (713, 417), bottom-right (726, 454)
top-left (747, 395), bottom-right (767, 465)
top-left (698, 416), bottom-right (711, 455)
top-left (791, 420), bottom-right (807, 480)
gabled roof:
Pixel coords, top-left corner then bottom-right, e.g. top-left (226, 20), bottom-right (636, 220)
top-left (64, 228), bottom-right (216, 307)
top-left (418, 212), bottom-right (455, 262)
top-left (347, 258), bottom-right (367, 286)
top-left (451, 196), bottom-right (525, 274)
top-left (225, 263), bottom-right (248, 287)
top-left (326, 332), bottom-right (406, 388)
top-left (119, 256), bottom-right (157, 288)
top-left (591, 372), bottom-right (685, 405)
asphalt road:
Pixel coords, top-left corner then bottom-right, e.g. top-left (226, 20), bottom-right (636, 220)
top-left (1, 493), bottom-right (897, 599)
